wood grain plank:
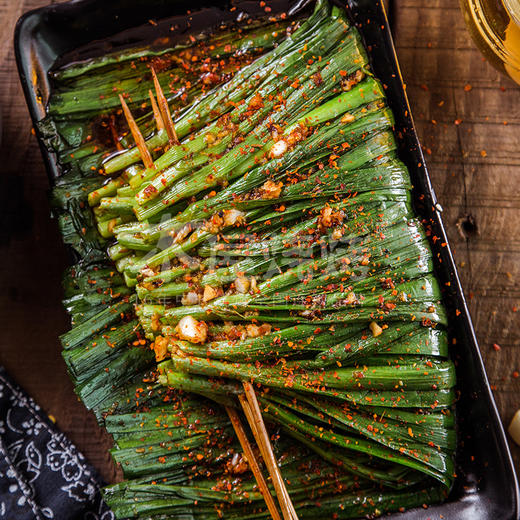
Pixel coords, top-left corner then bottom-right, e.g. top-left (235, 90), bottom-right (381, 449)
top-left (394, 0), bottom-right (520, 470)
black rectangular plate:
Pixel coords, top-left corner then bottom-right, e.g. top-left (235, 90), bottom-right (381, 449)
top-left (14, 0), bottom-right (520, 518)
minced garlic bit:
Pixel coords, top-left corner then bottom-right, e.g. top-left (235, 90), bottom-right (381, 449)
top-left (151, 314), bottom-right (161, 332)
top-left (222, 209), bottom-right (245, 227)
top-left (153, 335), bottom-right (170, 362)
top-left (318, 206), bottom-right (333, 228)
top-left (270, 139), bottom-right (288, 158)
top-left (141, 267), bottom-right (156, 277)
top-left (369, 321), bottom-right (383, 337)
top-left (246, 323), bottom-right (272, 338)
top-left (176, 316), bottom-right (208, 344)
top-left (340, 113), bottom-right (355, 124)
top-left (226, 452), bottom-right (249, 474)
top-left (206, 210), bottom-right (245, 233)
top-left (205, 213), bottom-right (224, 233)
top-left (286, 125), bottom-right (308, 146)
top-left (331, 227), bottom-right (343, 240)
top-left (508, 409), bottom-right (520, 446)
top-left (248, 92), bottom-right (264, 111)
top-left (259, 180), bottom-right (283, 199)
top-left (341, 69), bottom-right (365, 91)
top-left (203, 285), bottom-right (219, 302)
top-left (174, 224), bottom-right (192, 244)
top-left (235, 276), bottom-right (250, 294)
top-left (317, 206), bottom-right (344, 232)
top-left (181, 291), bottom-right (200, 306)
top-left (344, 292), bottom-right (357, 304)
top-left (202, 285), bottom-right (217, 303)
top-left (204, 132), bottom-right (216, 144)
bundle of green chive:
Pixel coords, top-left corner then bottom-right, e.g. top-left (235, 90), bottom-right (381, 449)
top-left (40, 1), bottom-right (456, 517)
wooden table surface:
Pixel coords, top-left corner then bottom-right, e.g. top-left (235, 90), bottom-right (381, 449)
top-left (0, 0), bottom-right (519, 485)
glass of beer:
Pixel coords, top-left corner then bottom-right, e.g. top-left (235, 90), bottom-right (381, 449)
top-left (460, 0), bottom-right (520, 84)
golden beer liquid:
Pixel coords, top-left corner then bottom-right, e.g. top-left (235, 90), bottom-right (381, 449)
top-left (460, 0), bottom-right (520, 83)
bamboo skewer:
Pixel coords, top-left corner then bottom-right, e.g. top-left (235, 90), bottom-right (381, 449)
top-left (225, 406), bottom-right (282, 520)
top-left (150, 66), bottom-right (179, 145)
top-left (239, 384), bottom-right (299, 520)
top-left (109, 115), bottom-right (124, 151)
top-left (148, 89), bottom-right (165, 131)
top-left (243, 383), bottom-right (299, 520)
top-left (238, 394), bottom-right (295, 520)
top-left (118, 94), bottom-right (155, 170)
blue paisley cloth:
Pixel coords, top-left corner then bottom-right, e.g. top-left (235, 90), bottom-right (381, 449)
top-left (0, 366), bottom-right (116, 520)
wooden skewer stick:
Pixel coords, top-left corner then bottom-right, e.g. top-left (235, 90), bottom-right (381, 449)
top-left (239, 384), bottom-right (299, 520)
top-left (242, 384), bottom-right (299, 520)
top-left (150, 66), bottom-right (179, 145)
top-left (225, 406), bottom-right (282, 520)
top-left (148, 89), bottom-right (165, 131)
top-left (245, 393), bottom-right (298, 520)
top-left (118, 94), bottom-right (155, 170)
top-left (109, 115), bottom-right (124, 151)
top-left (238, 393), bottom-right (295, 520)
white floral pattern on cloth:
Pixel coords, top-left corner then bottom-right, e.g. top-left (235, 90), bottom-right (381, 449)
top-left (0, 367), bottom-right (116, 520)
